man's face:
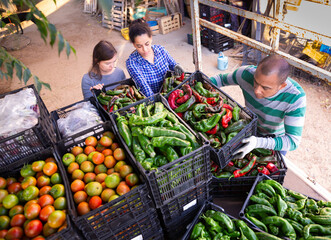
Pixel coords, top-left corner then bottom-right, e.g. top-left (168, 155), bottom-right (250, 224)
top-left (253, 71), bottom-right (286, 99)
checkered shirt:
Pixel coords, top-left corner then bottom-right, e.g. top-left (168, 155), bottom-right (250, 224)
top-left (126, 45), bottom-right (177, 97)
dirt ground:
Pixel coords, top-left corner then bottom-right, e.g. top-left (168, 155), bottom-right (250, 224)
top-left (1, 0), bottom-right (330, 193)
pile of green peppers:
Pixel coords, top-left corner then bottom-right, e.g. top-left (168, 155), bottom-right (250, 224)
top-left (168, 81), bottom-right (250, 149)
top-left (190, 208), bottom-right (271, 240)
top-left (160, 72), bottom-right (190, 95)
top-left (243, 179), bottom-right (331, 240)
top-left (97, 84), bottom-right (145, 113)
top-left (211, 148), bottom-right (281, 179)
top-left (115, 101), bottom-right (200, 171)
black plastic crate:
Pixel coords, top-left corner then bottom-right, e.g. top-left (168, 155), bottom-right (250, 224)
top-left (92, 77), bottom-right (146, 118)
top-left (54, 121), bottom-right (157, 240)
top-left (167, 71), bottom-right (257, 169)
top-left (209, 39), bottom-right (235, 53)
top-left (182, 201), bottom-right (263, 240)
top-left (159, 70), bottom-right (192, 95)
top-left (0, 147), bottom-right (81, 240)
top-left (199, 4), bottom-right (225, 22)
top-left (51, 97), bottom-right (107, 143)
top-left (110, 94), bottom-right (211, 208)
top-left (211, 151), bottom-right (287, 198)
top-left (158, 182), bottom-right (210, 225)
top-left (0, 84), bottom-right (55, 166)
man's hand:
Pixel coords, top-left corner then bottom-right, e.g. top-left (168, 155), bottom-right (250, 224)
top-left (233, 136), bottom-right (257, 159)
top-left (174, 64), bottom-right (184, 76)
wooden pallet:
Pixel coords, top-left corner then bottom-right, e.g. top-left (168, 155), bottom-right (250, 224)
top-left (83, 0), bottom-right (97, 14)
top-left (158, 13), bottom-right (181, 34)
top-left (102, 0), bottom-right (127, 31)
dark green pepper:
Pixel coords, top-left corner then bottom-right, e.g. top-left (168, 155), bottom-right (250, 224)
top-left (202, 215), bottom-right (223, 233)
top-left (194, 113), bottom-right (222, 132)
top-left (320, 207), bottom-right (331, 215)
top-left (252, 148), bottom-right (273, 156)
top-left (236, 159), bottom-right (249, 169)
top-left (246, 204), bottom-right (277, 217)
top-left (141, 158), bottom-right (154, 170)
top-left (154, 102), bottom-right (164, 114)
top-left (268, 224), bottom-right (279, 236)
top-left (287, 189), bottom-right (308, 200)
top-left (132, 136), bottom-right (145, 163)
top-left (191, 222), bottom-right (205, 239)
top-left (307, 214), bottom-right (331, 225)
top-left (143, 126), bottom-right (186, 139)
top-left (232, 105), bottom-right (241, 121)
top-left (195, 81), bottom-right (220, 98)
top-left (235, 220), bottom-right (258, 240)
top-left (245, 213), bottom-right (268, 232)
top-left (116, 113), bottom-right (132, 148)
top-left (206, 210), bottom-right (234, 233)
top-left (171, 124), bottom-right (200, 149)
top-left (254, 232), bottom-right (283, 240)
top-left (129, 111), bottom-right (167, 126)
top-left (143, 104), bottom-right (153, 117)
top-left (224, 119), bottom-right (248, 134)
top-left (306, 199), bottom-right (319, 214)
top-left (256, 182), bottom-right (276, 197)
top-left (151, 136), bottom-right (191, 148)
top-left (285, 218), bottom-right (304, 235)
top-left (303, 224), bottom-right (331, 239)
top-left (179, 146), bottom-right (193, 156)
top-left (97, 95), bottom-right (109, 105)
top-left (153, 155), bottom-right (168, 167)
top-left (287, 208), bottom-right (303, 222)
top-left (263, 216), bottom-right (296, 240)
top-left (192, 103), bottom-right (208, 119)
top-left (263, 180), bottom-right (286, 199)
top-left (175, 95), bottom-right (196, 113)
top-left (250, 194), bottom-right (273, 208)
top-left (165, 110), bottom-right (179, 124)
top-left (159, 145), bottom-right (179, 162)
top-left (276, 194), bottom-right (288, 217)
top-left (226, 131), bottom-right (238, 143)
top-left (106, 89), bottom-right (125, 95)
top-left (132, 127), bottom-right (156, 158)
top-left (158, 119), bottom-right (173, 128)
top-left (215, 172), bottom-right (232, 179)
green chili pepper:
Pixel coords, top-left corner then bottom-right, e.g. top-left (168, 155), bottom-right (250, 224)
top-left (296, 198), bottom-right (307, 210)
top-left (165, 110), bottom-right (179, 124)
top-left (276, 194), bottom-right (288, 217)
top-left (179, 146), bottom-right (193, 156)
top-left (141, 158), bottom-right (154, 170)
top-left (245, 213), bottom-right (268, 232)
top-left (159, 145), bottom-right (179, 162)
top-left (171, 124), bottom-right (200, 149)
top-left (151, 136), bottom-right (191, 148)
top-left (256, 192), bottom-right (271, 200)
top-left (97, 95), bottom-right (109, 105)
top-left (153, 155), bottom-right (168, 167)
top-left (143, 104), bottom-right (154, 117)
top-left (284, 195), bottom-right (298, 203)
top-left (115, 97), bottom-right (132, 104)
top-left (195, 81), bottom-right (220, 98)
top-left (226, 131), bottom-right (238, 143)
top-left (219, 131), bottom-right (226, 145)
top-left (320, 207), bottom-right (331, 215)
top-left (239, 227), bottom-right (248, 240)
top-left (153, 102), bottom-right (164, 114)
top-left (202, 215), bottom-right (223, 233)
top-left (303, 224), bottom-right (331, 239)
top-left (224, 119), bottom-right (248, 134)
top-left (192, 103), bottom-right (208, 118)
top-left (206, 210), bottom-right (234, 233)
top-left (235, 220), bottom-right (258, 240)
top-left (106, 89), bottom-right (125, 95)
top-left (307, 214), bottom-right (331, 225)
top-left (143, 126), bottom-right (186, 139)
top-left (301, 217), bottom-right (316, 226)
top-left (246, 204), bottom-right (277, 217)
top-left (263, 216), bottom-right (296, 240)
top-left (263, 180), bottom-right (286, 199)
top-left (317, 201), bottom-right (331, 208)
top-left (287, 189), bottom-right (308, 200)
top-left (249, 194), bottom-right (273, 208)
top-left (306, 199), bottom-right (319, 213)
top-left (132, 127), bottom-right (156, 158)
top-left (232, 105), bottom-right (241, 121)
top-left (285, 218), bottom-right (304, 235)
top-left (256, 182), bottom-right (276, 197)
top-left (175, 95), bottom-right (196, 113)
top-left (116, 113), bottom-right (132, 148)
top-left (129, 111), bottom-right (167, 126)
top-left (269, 224), bottom-right (279, 235)
top-left (158, 119), bottom-right (173, 128)
top-left (132, 85), bottom-right (144, 100)
top-left (287, 208), bottom-right (303, 222)
top-left (252, 148), bottom-right (273, 157)
top-left (213, 232), bottom-right (224, 240)
top-left (194, 113), bottom-right (222, 132)
top-left (191, 222), bottom-right (205, 239)
top-left (132, 136), bottom-right (145, 163)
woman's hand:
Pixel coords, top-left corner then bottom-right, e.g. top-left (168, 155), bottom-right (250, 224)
top-left (90, 83), bottom-right (104, 91)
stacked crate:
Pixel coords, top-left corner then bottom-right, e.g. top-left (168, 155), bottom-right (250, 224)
top-left (199, 4), bottom-right (234, 53)
top-left (102, 0), bottom-right (128, 30)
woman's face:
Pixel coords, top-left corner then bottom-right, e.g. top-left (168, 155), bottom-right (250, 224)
top-left (98, 54), bottom-right (118, 75)
top-left (133, 34), bottom-right (153, 58)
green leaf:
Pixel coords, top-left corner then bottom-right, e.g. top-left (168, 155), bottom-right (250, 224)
top-left (58, 33), bottom-right (64, 56)
top-left (14, 61), bottom-right (23, 80)
top-left (5, 62), bottom-right (13, 78)
top-left (34, 18), bottom-right (48, 42)
top-left (65, 41), bottom-right (71, 58)
top-left (48, 23), bottom-right (57, 46)
top-left (23, 68), bottom-right (32, 84)
top-left (41, 81), bottom-right (51, 90)
top-left (70, 46), bottom-right (76, 55)
top-left (34, 76), bottom-right (42, 92)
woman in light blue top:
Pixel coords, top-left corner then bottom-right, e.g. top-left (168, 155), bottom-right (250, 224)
top-left (82, 40), bottom-right (126, 99)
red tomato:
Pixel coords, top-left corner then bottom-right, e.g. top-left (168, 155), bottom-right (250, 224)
top-left (39, 205), bottom-right (55, 222)
top-left (0, 229), bottom-right (7, 238)
top-left (24, 219), bottom-right (43, 238)
top-left (7, 182), bottom-right (22, 194)
top-left (38, 195), bottom-right (54, 208)
top-left (24, 203), bottom-right (41, 220)
top-left (10, 214), bottom-right (26, 227)
top-left (5, 226), bottom-right (23, 239)
top-left (89, 196), bottom-right (102, 210)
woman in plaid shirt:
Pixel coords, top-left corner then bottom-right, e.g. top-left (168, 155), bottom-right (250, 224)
top-left (126, 19), bottom-right (184, 97)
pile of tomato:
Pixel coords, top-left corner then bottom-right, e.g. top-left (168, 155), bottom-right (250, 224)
top-left (0, 157), bottom-right (67, 239)
top-left (61, 131), bottom-right (140, 216)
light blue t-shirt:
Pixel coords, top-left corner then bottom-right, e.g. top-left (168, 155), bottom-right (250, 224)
top-left (81, 68), bottom-right (126, 99)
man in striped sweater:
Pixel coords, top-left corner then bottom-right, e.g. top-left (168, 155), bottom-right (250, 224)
top-left (210, 55), bottom-right (306, 157)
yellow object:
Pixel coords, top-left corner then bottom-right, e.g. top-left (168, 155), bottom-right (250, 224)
top-left (302, 42), bottom-right (328, 65)
top-left (121, 28), bottom-right (129, 41)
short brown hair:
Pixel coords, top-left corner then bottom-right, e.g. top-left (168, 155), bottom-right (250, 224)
top-left (128, 19), bottom-right (152, 43)
top-left (257, 55), bottom-right (290, 84)
top-left (89, 40), bottom-right (117, 80)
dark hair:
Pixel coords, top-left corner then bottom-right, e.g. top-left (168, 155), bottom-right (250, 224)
top-left (128, 19), bottom-right (152, 43)
top-left (257, 55), bottom-right (290, 84)
top-left (88, 40), bottom-right (117, 80)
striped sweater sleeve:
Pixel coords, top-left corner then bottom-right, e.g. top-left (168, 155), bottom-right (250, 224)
top-left (210, 66), bottom-right (250, 87)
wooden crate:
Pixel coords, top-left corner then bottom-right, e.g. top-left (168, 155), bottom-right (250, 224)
top-left (150, 25), bottom-right (159, 35)
top-left (158, 13), bottom-right (181, 35)
top-left (102, 0), bottom-right (127, 31)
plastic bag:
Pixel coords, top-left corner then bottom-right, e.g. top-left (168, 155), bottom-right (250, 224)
top-left (0, 88), bottom-right (39, 138)
top-left (57, 101), bottom-right (103, 138)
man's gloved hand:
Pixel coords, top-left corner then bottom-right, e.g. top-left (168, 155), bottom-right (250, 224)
top-left (174, 64), bottom-right (185, 76)
top-left (233, 136), bottom-right (258, 159)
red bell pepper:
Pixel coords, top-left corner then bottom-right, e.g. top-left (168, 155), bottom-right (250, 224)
top-left (266, 163), bottom-right (279, 174)
top-left (223, 104), bottom-right (233, 111)
top-left (258, 166), bottom-right (270, 175)
top-left (221, 109), bottom-right (232, 128)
